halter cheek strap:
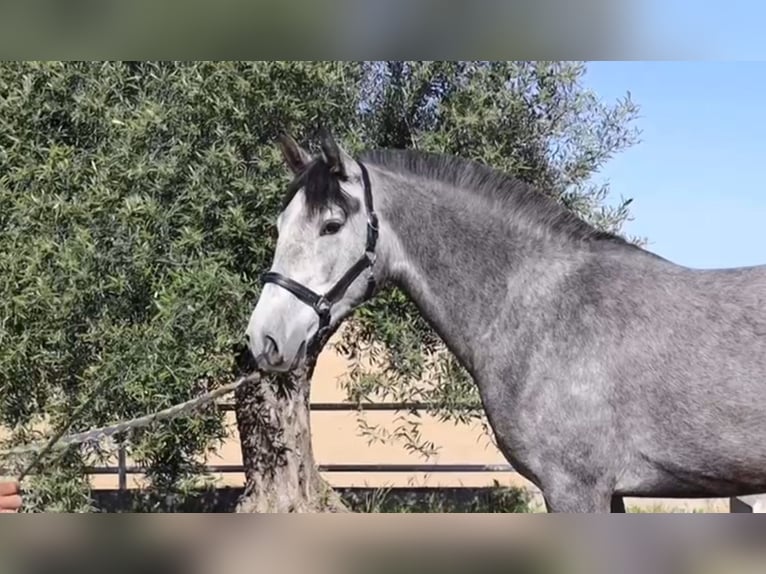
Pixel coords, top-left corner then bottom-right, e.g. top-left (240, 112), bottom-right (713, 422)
top-left (260, 159), bottom-right (379, 353)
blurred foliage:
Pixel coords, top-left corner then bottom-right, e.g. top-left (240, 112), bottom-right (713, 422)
top-left (0, 61), bottom-right (640, 511)
top-left (88, 482), bottom-right (535, 513)
top-left (345, 481), bottom-right (535, 514)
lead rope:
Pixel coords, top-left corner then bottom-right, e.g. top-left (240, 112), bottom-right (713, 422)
top-left (9, 370), bottom-right (263, 482)
top-left (15, 370), bottom-right (121, 482)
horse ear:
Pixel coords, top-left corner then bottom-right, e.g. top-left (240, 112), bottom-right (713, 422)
top-left (277, 134), bottom-right (312, 175)
top-left (318, 128), bottom-right (355, 180)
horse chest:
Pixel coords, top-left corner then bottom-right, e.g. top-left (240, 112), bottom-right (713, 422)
top-left (477, 367), bottom-right (614, 489)
top-left (478, 395), bottom-right (551, 487)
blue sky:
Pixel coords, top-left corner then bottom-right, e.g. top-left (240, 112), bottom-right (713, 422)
top-left (636, 2), bottom-right (766, 59)
top-left (583, 62), bottom-right (766, 269)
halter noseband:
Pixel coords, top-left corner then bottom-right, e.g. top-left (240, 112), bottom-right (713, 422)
top-left (260, 160), bottom-right (379, 353)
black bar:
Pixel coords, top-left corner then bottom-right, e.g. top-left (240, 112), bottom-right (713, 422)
top-left (317, 464), bottom-right (514, 472)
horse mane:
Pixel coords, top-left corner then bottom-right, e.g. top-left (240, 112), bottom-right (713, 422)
top-left (282, 156), bottom-right (355, 217)
top-left (282, 146), bottom-right (642, 251)
top-left (359, 148), bottom-right (636, 247)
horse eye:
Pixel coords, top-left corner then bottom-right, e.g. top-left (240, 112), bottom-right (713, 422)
top-left (320, 220), bottom-right (343, 236)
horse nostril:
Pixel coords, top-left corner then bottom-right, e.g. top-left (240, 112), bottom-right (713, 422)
top-left (264, 335), bottom-right (279, 359)
top-left (244, 333), bottom-right (250, 344)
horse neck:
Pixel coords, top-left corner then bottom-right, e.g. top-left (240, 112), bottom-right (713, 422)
top-left (372, 167), bottom-right (598, 377)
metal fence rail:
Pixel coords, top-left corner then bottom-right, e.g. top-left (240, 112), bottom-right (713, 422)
top-left (90, 399), bottom-right (501, 492)
top-left (89, 463), bottom-right (517, 493)
top-left (218, 401), bottom-right (481, 412)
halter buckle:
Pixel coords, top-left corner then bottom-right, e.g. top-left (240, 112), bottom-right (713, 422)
top-left (367, 211), bottom-right (379, 232)
top-left (315, 296), bottom-right (331, 315)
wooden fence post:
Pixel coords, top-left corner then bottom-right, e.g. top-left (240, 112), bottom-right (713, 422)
top-left (117, 443), bottom-right (127, 492)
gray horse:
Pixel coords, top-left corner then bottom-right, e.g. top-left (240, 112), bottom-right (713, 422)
top-left (245, 129), bottom-right (766, 512)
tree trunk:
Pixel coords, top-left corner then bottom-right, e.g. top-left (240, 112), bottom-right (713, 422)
top-left (232, 344), bottom-right (348, 513)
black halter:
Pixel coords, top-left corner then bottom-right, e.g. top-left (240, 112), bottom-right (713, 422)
top-left (260, 160), bottom-right (379, 353)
